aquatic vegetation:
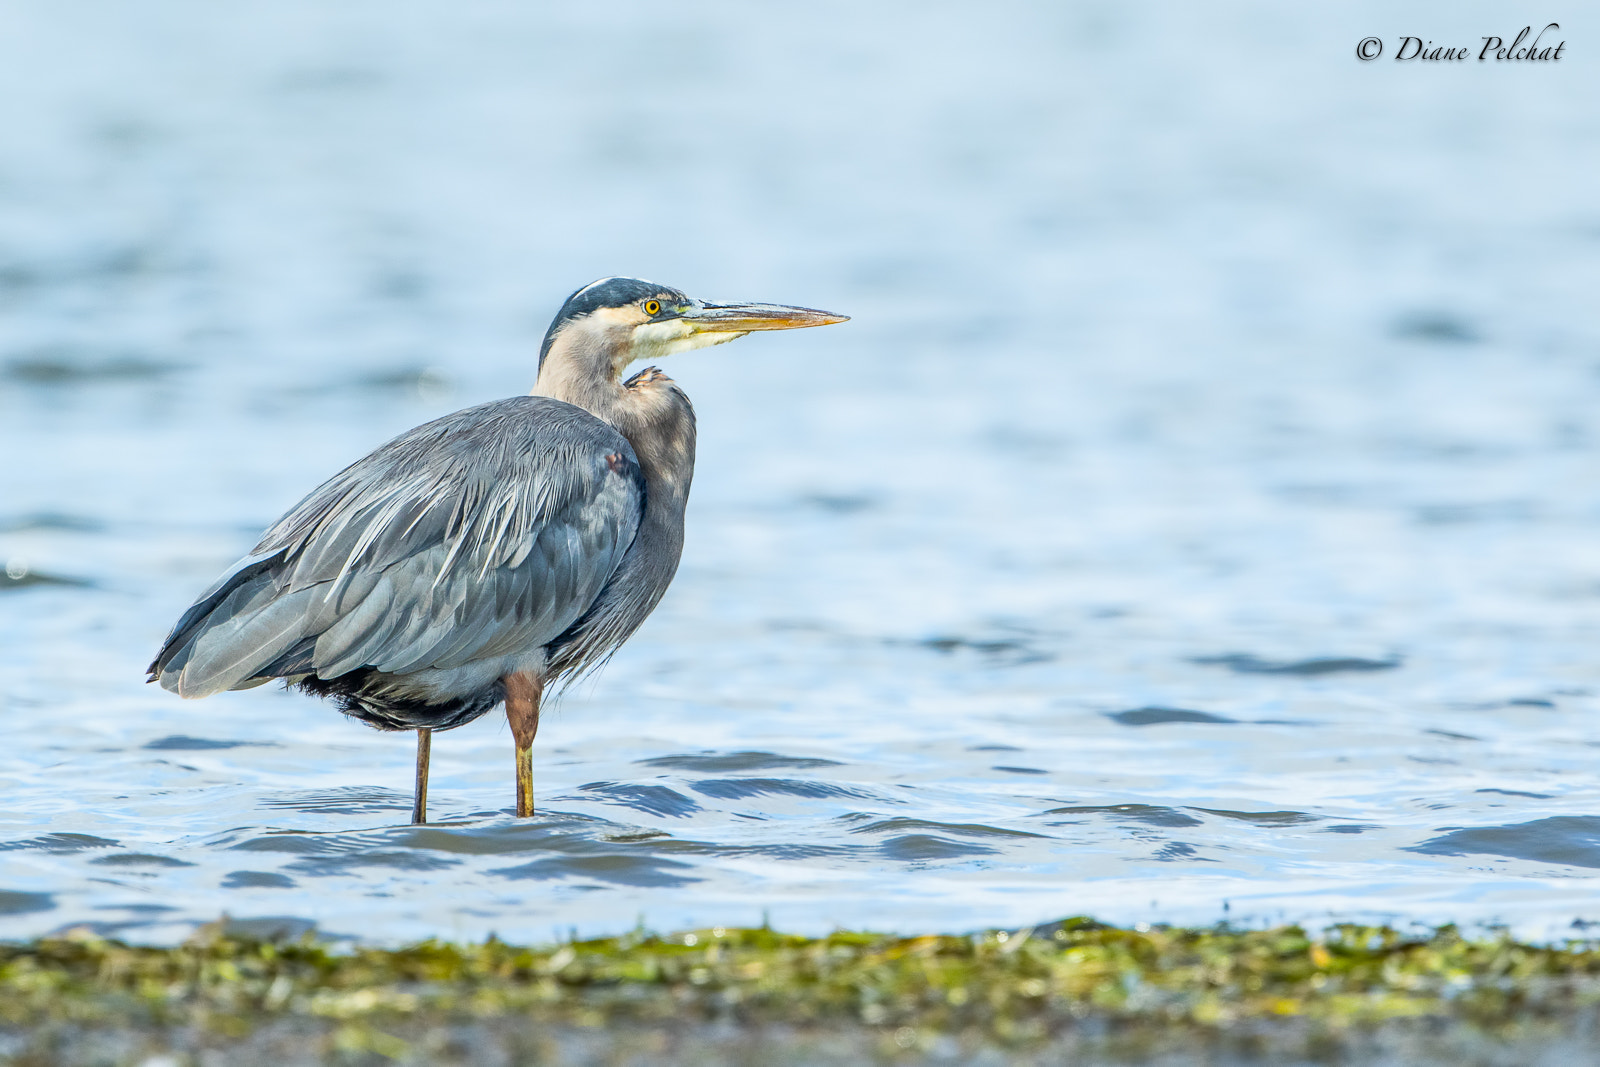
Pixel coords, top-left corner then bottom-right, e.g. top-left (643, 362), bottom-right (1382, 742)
top-left (3, 918), bottom-right (1599, 1063)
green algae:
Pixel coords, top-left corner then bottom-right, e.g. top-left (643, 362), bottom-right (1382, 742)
top-left (3, 918), bottom-right (1600, 1064)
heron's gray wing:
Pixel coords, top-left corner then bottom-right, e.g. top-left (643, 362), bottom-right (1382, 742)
top-left (149, 396), bottom-right (644, 697)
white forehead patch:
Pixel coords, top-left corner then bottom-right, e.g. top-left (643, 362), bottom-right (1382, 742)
top-left (571, 276), bottom-right (666, 301)
top-left (570, 277), bottom-right (619, 299)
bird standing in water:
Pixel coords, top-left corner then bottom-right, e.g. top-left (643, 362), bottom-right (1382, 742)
top-left (148, 278), bottom-right (847, 823)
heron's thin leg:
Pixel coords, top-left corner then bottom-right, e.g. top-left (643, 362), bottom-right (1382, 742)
top-left (411, 728), bottom-right (432, 825)
top-left (504, 673), bottom-right (543, 817)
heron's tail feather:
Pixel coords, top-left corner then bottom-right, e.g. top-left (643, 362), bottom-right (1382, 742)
top-left (147, 550), bottom-right (317, 697)
top-left (171, 587), bottom-right (321, 697)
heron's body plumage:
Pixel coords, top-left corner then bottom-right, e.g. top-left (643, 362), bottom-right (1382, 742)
top-left (147, 276), bottom-right (843, 820)
top-left (149, 395), bottom-right (659, 730)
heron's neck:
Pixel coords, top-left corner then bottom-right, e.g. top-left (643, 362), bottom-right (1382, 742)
top-left (531, 358), bottom-right (696, 521)
top-left (529, 328), bottom-right (615, 415)
top-left (533, 359), bottom-right (696, 680)
top-left (534, 358), bottom-right (698, 680)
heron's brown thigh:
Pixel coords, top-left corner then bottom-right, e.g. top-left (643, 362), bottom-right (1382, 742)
top-left (505, 673), bottom-right (542, 817)
top-left (504, 673), bottom-right (542, 747)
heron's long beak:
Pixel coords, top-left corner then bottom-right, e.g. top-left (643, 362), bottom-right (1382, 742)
top-left (682, 301), bottom-right (848, 334)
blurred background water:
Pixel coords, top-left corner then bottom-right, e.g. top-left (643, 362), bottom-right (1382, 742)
top-left (0, 0), bottom-right (1597, 944)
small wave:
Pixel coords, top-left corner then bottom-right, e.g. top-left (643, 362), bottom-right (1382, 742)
top-left (1043, 804), bottom-right (1203, 828)
top-left (636, 751), bottom-right (842, 772)
top-left (1153, 842), bottom-right (1203, 861)
top-left (1190, 808), bottom-right (1320, 827)
top-left (3, 352), bottom-right (183, 384)
top-left (847, 817), bottom-right (1045, 840)
top-left (397, 815), bottom-right (616, 856)
top-left (577, 782), bottom-right (702, 818)
top-left (490, 853), bottom-right (700, 888)
top-left (220, 870), bottom-right (296, 889)
top-left (87, 853), bottom-right (195, 868)
top-left (879, 834), bottom-right (999, 861)
top-left (1408, 816), bottom-right (1600, 869)
top-left (230, 833), bottom-right (352, 856)
top-left (145, 735), bottom-right (273, 751)
top-left (259, 787), bottom-right (412, 815)
top-left (689, 778), bottom-right (877, 801)
top-left (1194, 654), bottom-right (1401, 676)
top-left (0, 891), bottom-right (54, 916)
top-left (1108, 707), bottom-right (1235, 727)
top-left (1, 569), bottom-right (92, 592)
top-left (0, 833), bottom-right (118, 853)
top-left (286, 850), bottom-right (460, 877)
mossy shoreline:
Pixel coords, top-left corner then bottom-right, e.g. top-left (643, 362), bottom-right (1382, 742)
top-left (5, 917), bottom-right (1600, 1065)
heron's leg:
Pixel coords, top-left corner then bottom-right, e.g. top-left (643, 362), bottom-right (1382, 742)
top-left (411, 728), bottom-right (432, 825)
top-left (504, 673), bottom-right (543, 818)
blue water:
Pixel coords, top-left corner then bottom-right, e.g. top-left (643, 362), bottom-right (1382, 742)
top-left (2, 0), bottom-right (1599, 944)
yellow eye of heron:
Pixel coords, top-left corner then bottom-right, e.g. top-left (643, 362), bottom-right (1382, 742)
top-left (643, 299), bottom-right (661, 316)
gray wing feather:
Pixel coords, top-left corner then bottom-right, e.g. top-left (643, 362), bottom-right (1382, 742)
top-left (152, 397), bottom-right (644, 698)
top-left (178, 587), bottom-right (320, 697)
top-left (311, 572), bottom-right (402, 678)
top-left (151, 551), bottom-right (282, 680)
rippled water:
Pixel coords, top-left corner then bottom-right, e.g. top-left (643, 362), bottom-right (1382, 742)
top-left (2, 1), bottom-right (1599, 944)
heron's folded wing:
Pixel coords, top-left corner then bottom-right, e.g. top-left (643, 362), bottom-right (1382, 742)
top-left (153, 397), bottom-right (644, 696)
top-left (311, 481), bottom-right (637, 678)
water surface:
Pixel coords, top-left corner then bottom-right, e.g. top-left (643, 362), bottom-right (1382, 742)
top-left (2, 0), bottom-right (1599, 943)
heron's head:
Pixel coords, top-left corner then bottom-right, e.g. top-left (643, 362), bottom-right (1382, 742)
top-left (536, 277), bottom-right (847, 384)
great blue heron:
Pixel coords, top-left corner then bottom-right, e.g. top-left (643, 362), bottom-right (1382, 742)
top-left (148, 277), bottom-right (847, 823)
